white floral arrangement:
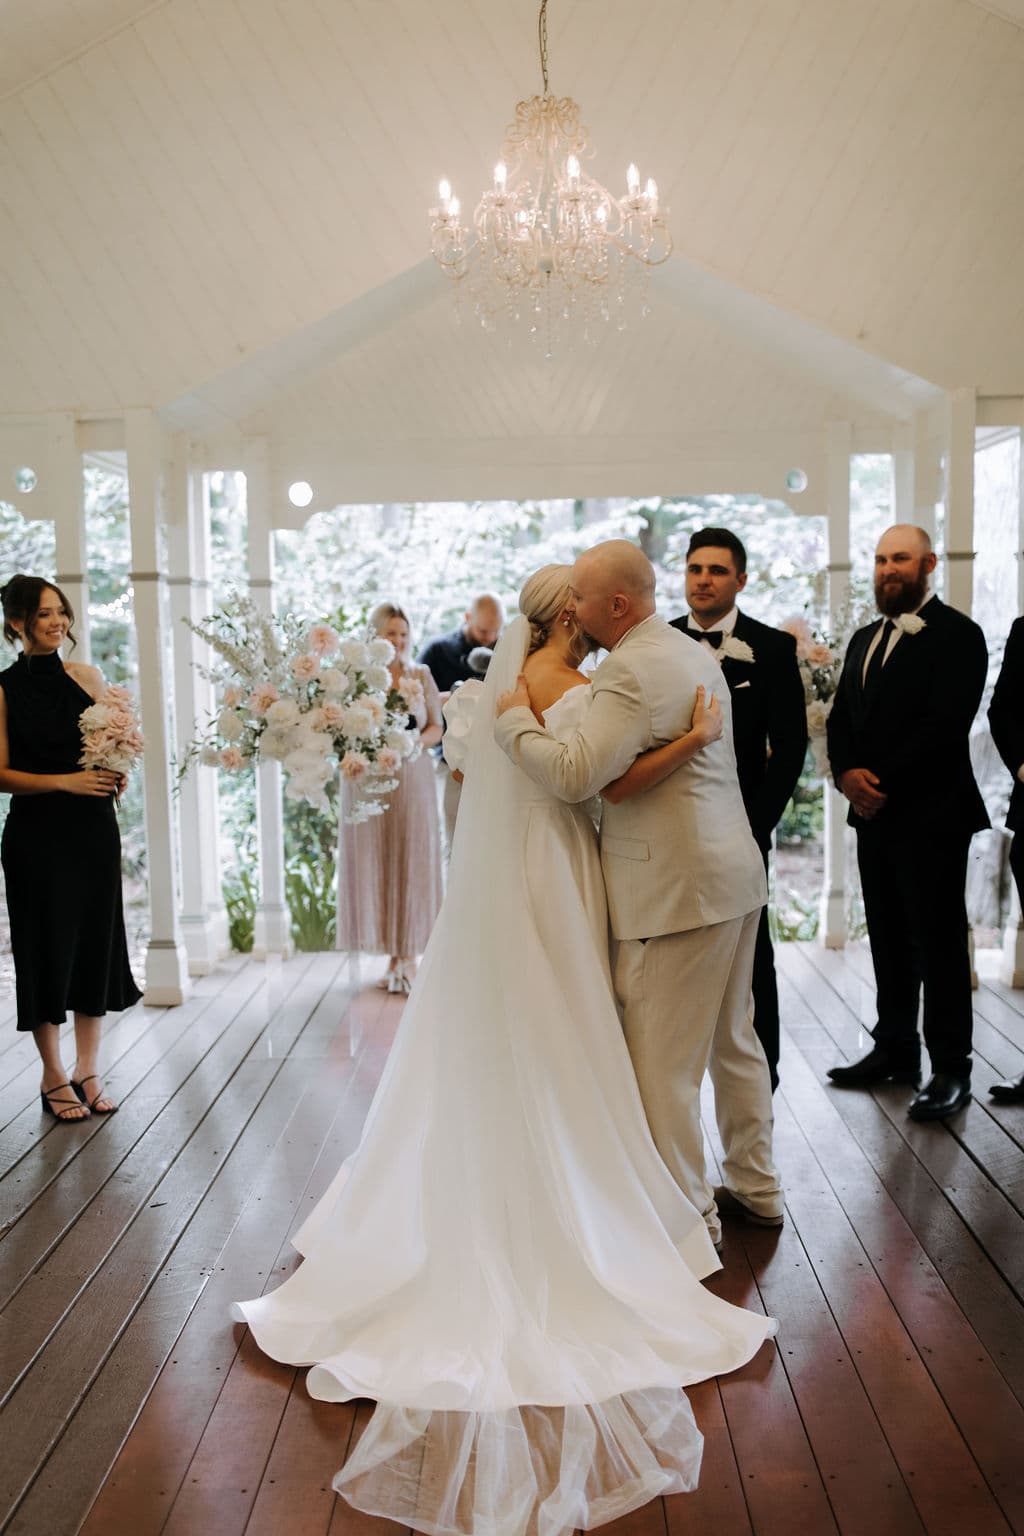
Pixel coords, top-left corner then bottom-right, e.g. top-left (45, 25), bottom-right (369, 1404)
top-left (780, 613), bottom-right (848, 779)
top-left (181, 597), bottom-right (419, 821)
top-left (78, 685), bottom-right (145, 782)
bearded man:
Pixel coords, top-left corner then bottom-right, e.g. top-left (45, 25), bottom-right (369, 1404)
top-left (825, 525), bottom-right (988, 1121)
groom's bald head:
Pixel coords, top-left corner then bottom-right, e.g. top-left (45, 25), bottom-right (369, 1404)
top-left (570, 541), bottom-right (657, 651)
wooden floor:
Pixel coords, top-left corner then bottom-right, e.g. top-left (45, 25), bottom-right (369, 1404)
top-left (1, 943), bottom-right (1023, 1536)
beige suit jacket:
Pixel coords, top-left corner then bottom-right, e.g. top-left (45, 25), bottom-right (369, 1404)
top-left (494, 614), bottom-right (767, 940)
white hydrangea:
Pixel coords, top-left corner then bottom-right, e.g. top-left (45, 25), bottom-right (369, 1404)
top-left (343, 705), bottom-right (374, 739)
top-left (266, 697), bottom-right (301, 728)
top-left (368, 637), bottom-right (395, 664)
top-left (385, 728), bottom-right (415, 758)
top-left (364, 664), bottom-right (391, 692)
top-left (340, 640), bottom-right (370, 669)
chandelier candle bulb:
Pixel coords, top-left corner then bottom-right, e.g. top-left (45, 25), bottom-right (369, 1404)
top-left (626, 162), bottom-right (640, 197)
top-left (494, 161), bottom-right (507, 192)
top-left (645, 177), bottom-right (658, 210)
top-left (566, 154), bottom-right (580, 191)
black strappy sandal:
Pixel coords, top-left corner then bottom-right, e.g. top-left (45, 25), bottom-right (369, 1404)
top-left (71, 1074), bottom-right (118, 1115)
top-left (41, 1082), bottom-right (90, 1122)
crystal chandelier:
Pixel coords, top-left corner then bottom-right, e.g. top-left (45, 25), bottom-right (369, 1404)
top-left (429, 0), bottom-right (672, 350)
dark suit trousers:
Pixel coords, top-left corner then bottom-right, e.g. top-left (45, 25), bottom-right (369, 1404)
top-left (856, 820), bottom-right (974, 1078)
top-left (751, 844), bottom-right (779, 1092)
top-left (1011, 830), bottom-right (1024, 909)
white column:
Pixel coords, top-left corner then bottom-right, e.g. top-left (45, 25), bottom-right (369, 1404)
top-left (166, 439), bottom-right (227, 973)
top-left (1001, 414), bottom-right (1024, 987)
top-left (245, 440), bottom-right (291, 959)
top-left (46, 414), bottom-right (91, 662)
top-left (944, 388), bottom-right (976, 614)
top-left (125, 409), bottom-right (191, 1005)
top-left (820, 421), bottom-right (851, 949)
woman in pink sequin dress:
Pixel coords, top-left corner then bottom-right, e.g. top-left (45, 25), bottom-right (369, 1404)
top-left (336, 602), bottom-right (443, 992)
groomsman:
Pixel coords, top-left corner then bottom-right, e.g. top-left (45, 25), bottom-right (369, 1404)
top-left (826, 525), bottom-right (988, 1120)
top-left (988, 616), bottom-right (1024, 1103)
top-left (670, 528), bottom-right (807, 1090)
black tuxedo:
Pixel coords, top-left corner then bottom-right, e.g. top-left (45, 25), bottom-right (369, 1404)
top-left (670, 610), bottom-right (807, 1088)
top-left (988, 615), bottom-right (1024, 908)
top-left (827, 596), bottom-right (988, 1079)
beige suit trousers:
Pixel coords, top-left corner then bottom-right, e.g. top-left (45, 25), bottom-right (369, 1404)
top-left (614, 909), bottom-right (782, 1244)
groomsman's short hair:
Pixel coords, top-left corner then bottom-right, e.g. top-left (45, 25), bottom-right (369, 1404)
top-left (687, 527), bottom-right (747, 575)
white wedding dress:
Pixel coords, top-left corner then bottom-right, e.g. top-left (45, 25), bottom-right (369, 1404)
top-left (232, 617), bottom-right (776, 1536)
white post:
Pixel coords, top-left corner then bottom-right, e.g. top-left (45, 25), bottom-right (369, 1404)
top-left (166, 439), bottom-right (227, 973)
top-left (46, 414), bottom-right (91, 662)
top-left (245, 440), bottom-right (291, 958)
top-left (125, 409), bottom-right (191, 1005)
top-left (1000, 416), bottom-right (1024, 987)
top-left (944, 388), bottom-right (976, 614)
top-left (820, 420), bottom-right (851, 949)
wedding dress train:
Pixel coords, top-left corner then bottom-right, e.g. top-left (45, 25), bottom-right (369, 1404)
top-left (232, 618), bottom-right (776, 1536)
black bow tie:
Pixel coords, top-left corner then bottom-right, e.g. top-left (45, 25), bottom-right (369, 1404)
top-left (688, 626), bottom-right (723, 649)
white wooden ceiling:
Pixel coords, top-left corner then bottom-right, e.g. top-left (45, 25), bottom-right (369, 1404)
top-left (0, 0), bottom-right (1021, 495)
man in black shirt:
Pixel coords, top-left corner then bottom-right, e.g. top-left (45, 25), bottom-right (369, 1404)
top-left (418, 593), bottom-right (504, 848)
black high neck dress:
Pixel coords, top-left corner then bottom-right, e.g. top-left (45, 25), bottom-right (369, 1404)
top-left (0, 651), bottom-right (141, 1031)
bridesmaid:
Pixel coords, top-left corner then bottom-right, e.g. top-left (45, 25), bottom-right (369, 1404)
top-left (337, 602), bottom-right (443, 993)
top-left (0, 574), bottom-right (141, 1121)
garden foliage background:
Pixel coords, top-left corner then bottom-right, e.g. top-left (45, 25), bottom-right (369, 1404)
top-left (0, 445), bottom-right (1017, 968)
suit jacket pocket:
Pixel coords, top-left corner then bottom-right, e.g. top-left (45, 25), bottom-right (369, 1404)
top-left (602, 834), bottom-right (651, 862)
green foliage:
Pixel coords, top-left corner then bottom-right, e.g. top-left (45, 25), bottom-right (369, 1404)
top-left (222, 866), bottom-right (257, 953)
top-left (777, 765), bottom-right (825, 845)
top-left (771, 888), bottom-right (820, 943)
top-left (285, 852), bottom-right (337, 952)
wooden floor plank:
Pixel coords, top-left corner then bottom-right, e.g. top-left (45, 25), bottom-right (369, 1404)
top-left (774, 992), bottom-right (1024, 1529)
top-left (0, 956), bottom-right (340, 1525)
top-left (78, 984), bottom-right (385, 1536)
top-left (2, 946), bottom-right (1022, 1535)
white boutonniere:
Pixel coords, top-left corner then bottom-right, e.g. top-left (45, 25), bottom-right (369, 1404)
top-left (720, 635), bottom-right (755, 664)
top-left (893, 612), bottom-right (926, 636)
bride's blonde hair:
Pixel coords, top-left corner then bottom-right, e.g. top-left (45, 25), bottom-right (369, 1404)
top-left (519, 565), bottom-right (594, 668)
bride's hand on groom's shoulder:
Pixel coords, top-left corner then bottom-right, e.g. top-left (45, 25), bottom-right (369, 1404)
top-left (496, 673), bottom-right (532, 718)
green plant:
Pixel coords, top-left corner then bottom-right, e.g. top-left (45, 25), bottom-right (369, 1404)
top-left (771, 888), bottom-right (820, 942)
top-left (223, 867), bottom-right (257, 953)
top-left (285, 853), bottom-right (337, 951)
top-left (776, 767), bottom-right (825, 844)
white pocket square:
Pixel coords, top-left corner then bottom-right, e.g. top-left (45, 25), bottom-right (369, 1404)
top-left (734, 680), bottom-right (752, 689)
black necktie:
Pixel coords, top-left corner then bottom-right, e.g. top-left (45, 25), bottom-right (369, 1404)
top-left (863, 619), bottom-right (894, 694)
top-left (688, 626), bottom-right (722, 649)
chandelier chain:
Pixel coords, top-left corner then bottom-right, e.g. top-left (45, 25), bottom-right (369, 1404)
top-left (538, 0), bottom-right (549, 95)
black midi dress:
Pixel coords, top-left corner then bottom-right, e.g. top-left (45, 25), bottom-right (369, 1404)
top-left (0, 651), bottom-right (142, 1030)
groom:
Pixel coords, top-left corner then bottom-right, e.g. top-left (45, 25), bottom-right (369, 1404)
top-left (495, 540), bottom-right (782, 1248)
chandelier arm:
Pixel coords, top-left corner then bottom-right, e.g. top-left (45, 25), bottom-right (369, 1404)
top-left (538, 0), bottom-right (549, 95)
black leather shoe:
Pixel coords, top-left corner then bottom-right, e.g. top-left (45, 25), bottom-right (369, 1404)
top-left (907, 1073), bottom-right (971, 1121)
top-left (827, 1046), bottom-right (920, 1088)
top-left (989, 1073), bottom-right (1024, 1104)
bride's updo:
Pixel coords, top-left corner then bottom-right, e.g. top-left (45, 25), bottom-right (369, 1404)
top-left (519, 565), bottom-right (594, 668)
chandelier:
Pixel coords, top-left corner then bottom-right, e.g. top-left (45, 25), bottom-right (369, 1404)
top-left (429, 0), bottom-right (672, 350)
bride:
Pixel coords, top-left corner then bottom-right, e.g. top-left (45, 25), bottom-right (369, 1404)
top-left (232, 564), bottom-right (777, 1536)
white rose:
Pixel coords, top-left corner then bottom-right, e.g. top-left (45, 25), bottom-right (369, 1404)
top-left (366, 664), bottom-right (392, 692)
top-left (259, 725), bottom-right (294, 761)
top-left (217, 708), bottom-right (245, 742)
top-left (200, 744), bottom-right (222, 767)
top-left (368, 637), bottom-right (395, 664)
